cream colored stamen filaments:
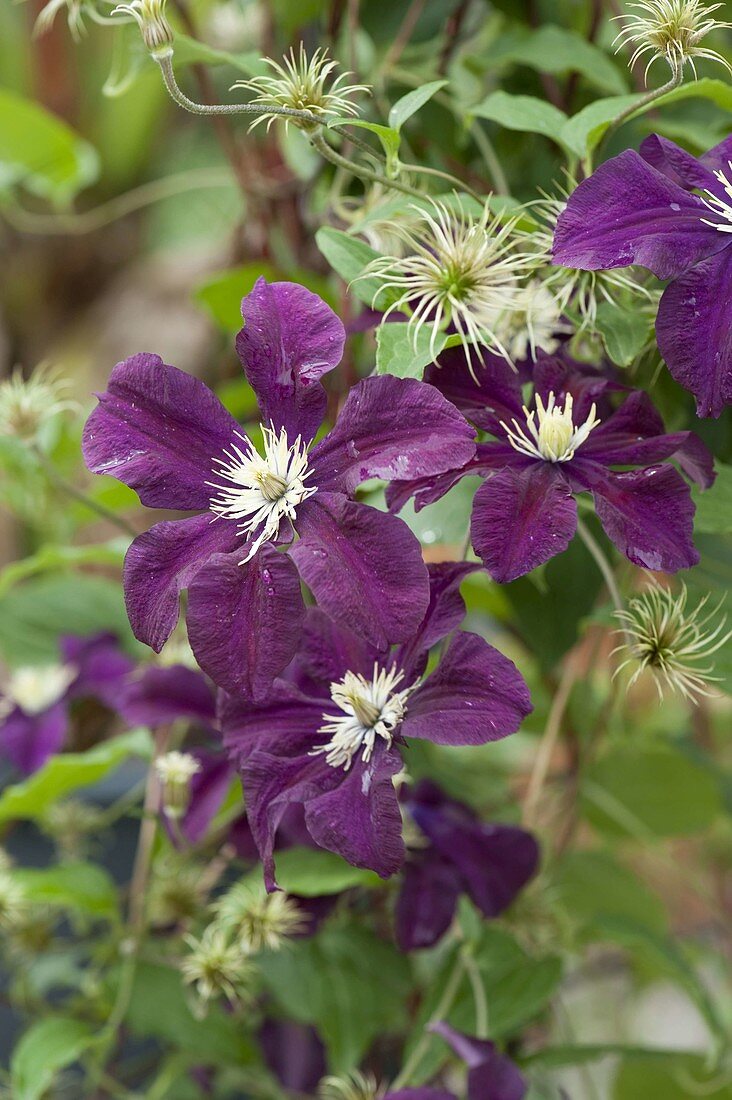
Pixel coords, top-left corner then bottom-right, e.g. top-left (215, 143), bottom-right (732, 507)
top-left (312, 665), bottom-right (415, 771)
top-left (208, 424), bottom-right (316, 564)
top-left (701, 162), bottom-right (732, 232)
top-left (502, 391), bottom-right (601, 463)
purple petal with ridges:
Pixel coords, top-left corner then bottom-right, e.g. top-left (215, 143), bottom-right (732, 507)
top-left (237, 279), bottom-right (344, 443)
top-left (309, 376), bottom-right (476, 494)
top-left (425, 347), bottom-right (524, 432)
top-left (83, 354), bottom-right (241, 511)
top-left (553, 150), bottom-right (725, 279)
top-left (639, 134), bottom-right (718, 191)
top-left (61, 633), bottom-right (135, 707)
top-left (118, 665), bottom-right (215, 727)
top-left (656, 248), bottom-right (732, 418)
top-left (386, 442), bottom-right (521, 516)
top-left (187, 544), bottom-right (305, 699)
top-left (180, 751), bottom-right (235, 844)
top-left (430, 1024), bottom-right (527, 1100)
top-left (470, 464), bottom-right (577, 583)
top-left (395, 856), bottom-right (462, 951)
top-left (291, 492), bottom-right (430, 650)
top-left (700, 133), bottom-right (732, 177)
top-left (294, 608), bottom-right (376, 688)
top-left (571, 460), bottom-right (699, 572)
top-left (396, 561), bottom-right (480, 680)
top-left (403, 631), bottom-right (531, 746)
top-left (124, 515), bottom-right (237, 652)
top-left (0, 703), bottom-right (68, 775)
top-left (221, 682), bottom-right (326, 765)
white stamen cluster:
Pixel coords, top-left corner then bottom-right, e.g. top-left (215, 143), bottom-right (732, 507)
top-left (496, 279), bottom-right (569, 362)
top-left (209, 424), bottom-right (316, 564)
top-left (614, 581), bottom-right (731, 701)
top-left (701, 163), bottom-right (732, 232)
top-left (613, 0), bottom-right (732, 81)
top-left (155, 751), bottom-right (202, 819)
top-left (33, 0), bottom-right (86, 40)
top-left (233, 44), bottom-right (369, 132)
top-left (502, 391), bottom-right (601, 463)
top-left (1, 664), bottom-right (76, 718)
top-left (0, 364), bottom-right (76, 442)
top-left (362, 198), bottom-right (538, 368)
top-left (313, 665), bottom-right (414, 771)
top-left (214, 881), bottom-right (307, 954)
top-left (112, 0), bottom-right (174, 56)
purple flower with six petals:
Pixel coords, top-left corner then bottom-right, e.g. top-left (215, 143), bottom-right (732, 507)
top-left (83, 279), bottom-right (476, 699)
top-left (553, 133), bottom-right (732, 417)
top-left (221, 563), bottom-right (532, 887)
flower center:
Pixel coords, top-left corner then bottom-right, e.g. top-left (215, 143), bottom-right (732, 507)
top-left (312, 665), bottom-right (414, 771)
top-left (4, 664), bottom-right (76, 716)
top-left (700, 163), bottom-right (732, 233)
top-left (208, 425), bottom-right (316, 564)
top-left (502, 391), bottom-right (600, 463)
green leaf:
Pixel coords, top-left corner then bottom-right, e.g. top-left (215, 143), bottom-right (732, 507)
top-left (271, 847), bottom-right (381, 896)
top-left (375, 322), bottom-right (446, 379)
top-left (0, 729), bottom-right (151, 824)
top-left (194, 261), bottom-right (279, 331)
top-left (552, 850), bottom-right (667, 934)
top-left (388, 80), bottom-right (448, 130)
top-left (473, 91), bottom-right (569, 147)
top-left (11, 1016), bottom-right (95, 1100)
top-left (594, 300), bottom-right (652, 367)
top-left (692, 463), bottom-right (732, 533)
top-left (330, 117), bottom-right (401, 173)
top-left (259, 924), bottom-right (411, 1072)
top-left (480, 25), bottom-right (627, 96)
top-left (0, 543), bottom-right (127, 599)
top-left (582, 742), bottom-right (722, 838)
top-left (15, 862), bottom-right (119, 919)
top-left (614, 1053), bottom-right (732, 1099)
top-left (172, 34), bottom-right (264, 77)
top-left (315, 226), bottom-right (393, 307)
top-left (0, 88), bottom-right (98, 206)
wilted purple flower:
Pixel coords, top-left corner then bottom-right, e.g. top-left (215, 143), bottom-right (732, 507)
top-left (0, 633), bottom-right (133, 775)
top-left (222, 563), bottom-right (531, 888)
top-left (430, 1023), bottom-right (527, 1100)
top-left (83, 279), bottom-right (475, 699)
top-left (396, 781), bottom-right (539, 951)
top-left (389, 349), bottom-right (714, 583)
top-left (553, 133), bottom-right (732, 417)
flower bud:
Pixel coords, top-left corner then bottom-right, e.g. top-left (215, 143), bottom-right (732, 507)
top-left (112, 0), bottom-right (174, 58)
top-left (155, 751), bottom-right (201, 820)
top-left (181, 925), bottom-right (256, 1015)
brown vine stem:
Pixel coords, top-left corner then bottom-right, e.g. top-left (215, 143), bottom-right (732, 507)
top-left (523, 652), bottom-right (580, 830)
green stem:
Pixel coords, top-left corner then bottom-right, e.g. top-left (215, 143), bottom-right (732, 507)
top-left (600, 66), bottom-right (683, 149)
top-left (391, 954), bottom-right (466, 1089)
top-left (463, 949), bottom-right (489, 1039)
top-left (576, 517), bottom-right (624, 616)
top-left (310, 131), bottom-right (429, 200)
top-left (32, 446), bottom-right (137, 538)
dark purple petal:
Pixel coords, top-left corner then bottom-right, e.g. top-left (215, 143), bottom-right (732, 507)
top-left (386, 443), bottom-right (522, 515)
top-left (656, 247), bottom-right (732, 418)
top-left (395, 855), bottom-right (462, 951)
top-left (425, 347), bottom-right (524, 432)
top-left (571, 461), bottom-right (699, 572)
top-left (470, 465), bottom-right (577, 583)
top-left (308, 376), bottom-right (476, 494)
top-left (222, 681), bottom-right (326, 764)
top-left (387, 1091), bottom-right (456, 1100)
top-left (403, 631), bottom-right (532, 746)
top-left (291, 492), bottom-right (430, 650)
top-left (0, 703), bottom-right (67, 775)
top-left (293, 608), bottom-right (376, 690)
top-left (61, 633), bottom-right (135, 707)
top-left (259, 1019), bottom-right (326, 1094)
top-left (124, 515), bottom-right (237, 652)
top-left (431, 1024), bottom-right (527, 1100)
top-left (118, 665), bottom-right (215, 727)
top-left (187, 544), bottom-right (305, 700)
top-left (236, 279), bottom-right (345, 443)
top-left (179, 751), bottom-right (235, 844)
top-left (553, 150), bottom-right (725, 279)
top-left (396, 562), bottom-right (480, 680)
top-left (639, 133), bottom-right (718, 191)
top-left (83, 354), bottom-right (240, 511)
top-left (700, 133), bottom-right (732, 177)
top-left (532, 351), bottom-right (617, 425)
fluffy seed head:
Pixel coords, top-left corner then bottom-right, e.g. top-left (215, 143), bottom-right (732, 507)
top-left (214, 881), bottom-right (308, 953)
top-left (41, 800), bottom-right (106, 861)
top-left (614, 581), bottom-right (731, 701)
top-left (502, 391), bottom-right (601, 463)
top-left (112, 0), bottom-right (174, 56)
top-left (613, 0), bottom-right (732, 81)
top-left (318, 1071), bottom-right (386, 1100)
top-left (181, 925), bottom-right (256, 1013)
top-left (233, 44), bottom-right (369, 131)
top-left (0, 365), bottom-right (76, 442)
top-left (361, 197), bottom-right (539, 370)
top-left (0, 872), bottom-right (28, 932)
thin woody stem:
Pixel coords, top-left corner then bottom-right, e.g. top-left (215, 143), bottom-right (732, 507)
top-left (32, 445), bottom-right (137, 538)
top-left (601, 66), bottom-right (683, 148)
top-left (309, 131), bottom-right (429, 199)
top-left (523, 652), bottom-right (580, 829)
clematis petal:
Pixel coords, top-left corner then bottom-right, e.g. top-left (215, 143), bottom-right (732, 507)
top-left (395, 856), bottom-right (462, 951)
top-left (700, 133), bottom-right (732, 177)
top-left (222, 681), bottom-right (326, 764)
top-left (83, 354), bottom-right (241, 511)
top-left (124, 515), bottom-right (237, 653)
top-left (293, 608), bottom-right (376, 689)
top-left (61, 633), bottom-right (135, 707)
top-left (236, 279), bottom-right (345, 443)
top-left (656, 247), bottom-right (732, 418)
top-left (187, 544), bottom-right (305, 700)
top-left (308, 376), bottom-right (475, 494)
top-left (570, 461), bottom-right (699, 572)
top-left (403, 632), bottom-right (531, 746)
top-left (396, 562), bottom-right (481, 680)
top-left (639, 133), bottom-right (718, 191)
top-left (291, 492), bottom-right (430, 650)
top-left (118, 665), bottom-right (216, 727)
top-left (0, 703), bottom-right (68, 775)
top-left (470, 464), bottom-right (577, 584)
top-left (425, 347), bottom-right (525, 432)
top-left (179, 751), bottom-right (235, 844)
top-left (553, 150), bottom-right (725, 279)
top-left (386, 442), bottom-right (522, 516)
top-left (387, 1091), bottom-right (456, 1100)
top-left (430, 1024), bottom-right (527, 1100)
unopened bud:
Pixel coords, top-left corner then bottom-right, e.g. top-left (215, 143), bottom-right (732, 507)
top-left (155, 751), bottom-right (201, 820)
top-left (112, 0), bottom-right (174, 57)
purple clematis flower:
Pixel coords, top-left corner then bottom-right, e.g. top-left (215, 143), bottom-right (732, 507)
top-left (0, 633), bottom-right (134, 775)
top-left (221, 562), bottom-right (531, 888)
top-left (429, 1024), bottom-right (527, 1100)
top-left (553, 132), bottom-right (732, 417)
top-left (388, 349), bottom-right (714, 583)
top-left (396, 780), bottom-right (539, 951)
top-left (83, 279), bottom-right (475, 699)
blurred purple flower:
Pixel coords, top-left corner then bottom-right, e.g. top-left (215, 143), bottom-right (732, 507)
top-left (0, 633), bottom-right (133, 775)
top-left (396, 780), bottom-right (539, 951)
top-left (553, 133), bottom-right (732, 417)
top-left (388, 349), bottom-right (714, 583)
top-left (83, 278), bottom-right (475, 699)
top-left (221, 563), bottom-right (531, 888)
top-left (430, 1023), bottom-right (527, 1100)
